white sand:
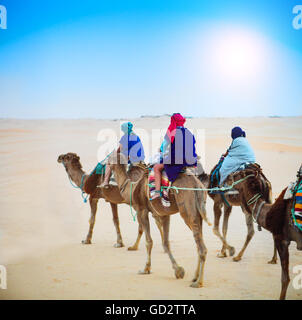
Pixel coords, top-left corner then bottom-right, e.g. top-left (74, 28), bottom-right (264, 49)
top-left (0, 117), bottom-right (301, 299)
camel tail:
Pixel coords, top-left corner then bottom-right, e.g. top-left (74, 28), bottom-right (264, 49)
top-left (195, 189), bottom-right (212, 226)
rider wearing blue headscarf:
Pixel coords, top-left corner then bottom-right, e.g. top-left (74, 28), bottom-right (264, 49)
top-left (219, 126), bottom-right (256, 185)
top-left (119, 122), bottom-right (145, 163)
top-left (101, 122), bottom-right (145, 188)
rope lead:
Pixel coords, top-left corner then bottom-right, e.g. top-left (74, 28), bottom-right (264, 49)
top-left (130, 182), bottom-right (137, 222)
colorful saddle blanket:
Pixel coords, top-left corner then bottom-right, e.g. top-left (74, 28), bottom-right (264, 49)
top-left (148, 168), bottom-right (171, 207)
top-left (292, 181), bottom-right (302, 232)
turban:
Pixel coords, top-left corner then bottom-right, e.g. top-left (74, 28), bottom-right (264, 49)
top-left (121, 122), bottom-right (133, 135)
top-left (231, 126), bottom-right (246, 140)
top-left (166, 113), bottom-right (186, 144)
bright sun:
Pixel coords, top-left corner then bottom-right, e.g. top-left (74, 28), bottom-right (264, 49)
top-left (204, 28), bottom-right (266, 81)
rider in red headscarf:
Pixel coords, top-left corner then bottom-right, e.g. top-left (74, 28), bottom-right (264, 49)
top-left (166, 113), bottom-right (186, 144)
top-left (153, 113), bottom-right (197, 199)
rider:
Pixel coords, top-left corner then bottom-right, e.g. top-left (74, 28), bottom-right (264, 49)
top-left (100, 122), bottom-right (145, 188)
top-left (219, 126), bottom-right (256, 186)
top-left (152, 113), bottom-right (197, 199)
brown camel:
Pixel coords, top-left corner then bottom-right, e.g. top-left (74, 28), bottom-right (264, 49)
top-left (57, 152), bottom-right (164, 249)
top-left (108, 151), bottom-right (211, 288)
top-left (231, 166), bottom-right (302, 299)
top-left (206, 163), bottom-right (275, 262)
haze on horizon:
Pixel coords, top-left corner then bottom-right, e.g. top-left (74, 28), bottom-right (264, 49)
top-left (0, 0), bottom-right (301, 119)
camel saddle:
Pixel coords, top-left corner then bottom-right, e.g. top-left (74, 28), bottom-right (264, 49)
top-left (210, 162), bottom-right (261, 189)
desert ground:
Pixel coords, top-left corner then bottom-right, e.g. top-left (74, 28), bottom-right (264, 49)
top-left (0, 116), bottom-right (301, 300)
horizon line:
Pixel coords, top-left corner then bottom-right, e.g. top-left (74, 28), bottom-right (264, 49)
top-left (0, 115), bottom-right (302, 121)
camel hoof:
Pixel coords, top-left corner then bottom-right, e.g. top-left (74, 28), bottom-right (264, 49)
top-left (113, 243), bottom-right (124, 248)
top-left (233, 256), bottom-right (241, 262)
top-left (229, 246), bottom-right (235, 256)
top-left (175, 267), bottom-right (185, 279)
top-left (217, 252), bottom-right (227, 258)
top-left (82, 239), bottom-right (91, 244)
top-left (190, 281), bottom-right (203, 288)
top-left (128, 246), bottom-right (138, 251)
top-left (138, 269), bottom-right (151, 275)
top-left (267, 259), bottom-right (277, 264)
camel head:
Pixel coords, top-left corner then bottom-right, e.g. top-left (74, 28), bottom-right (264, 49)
top-left (57, 153), bottom-right (82, 170)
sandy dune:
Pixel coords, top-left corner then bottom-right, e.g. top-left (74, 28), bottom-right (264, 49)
top-left (0, 117), bottom-right (301, 300)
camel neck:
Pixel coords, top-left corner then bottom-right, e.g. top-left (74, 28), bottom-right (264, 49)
top-left (66, 165), bottom-right (86, 188)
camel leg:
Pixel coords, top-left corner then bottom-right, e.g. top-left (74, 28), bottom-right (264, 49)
top-left (110, 203), bottom-right (124, 248)
top-left (177, 198), bottom-right (206, 288)
top-left (128, 221), bottom-right (143, 251)
top-left (212, 201), bottom-right (235, 257)
top-left (268, 239), bottom-right (278, 264)
top-left (154, 215), bottom-right (166, 252)
top-left (192, 256), bottom-right (201, 282)
top-left (221, 205), bottom-right (235, 257)
top-left (138, 210), bottom-right (153, 275)
top-left (190, 216), bottom-right (207, 288)
top-left (82, 198), bottom-right (98, 244)
top-left (161, 216), bottom-right (185, 279)
top-left (233, 213), bottom-right (254, 262)
top-left (275, 237), bottom-right (290, 300)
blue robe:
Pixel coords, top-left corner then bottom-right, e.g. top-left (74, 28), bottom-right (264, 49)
top-left (119, 133), bottom-right (145, 163)
top-left (219, 137), bottom-right (256, 185)
top-left (162, 127), bottom-right (197, 182)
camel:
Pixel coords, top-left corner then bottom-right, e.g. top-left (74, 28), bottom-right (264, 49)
top-left (108, 151), bottom-right (211, 288)
top-left (230, 166), bottom-right (302, 299)
top-left (206, 163), bottom-right (275, 263)
top-left (57, 152), bottom-right (164, 250)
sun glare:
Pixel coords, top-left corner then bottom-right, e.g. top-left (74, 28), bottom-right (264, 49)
top-left (202, 27), bottom-right (267, 82)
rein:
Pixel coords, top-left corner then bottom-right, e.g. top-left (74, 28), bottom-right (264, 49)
top-left (130, 181), bottom-right (136, 222)
top-left (120, 177), bottom-right (130, 193)
top-left (246, 192), bottom-right (265, 231)
top-left (62, 161), bottom-right (89, 203)
top-left (247, 193), bottom-right (262, 206)
top-left (119, 177), bottom-right (137, 222)
top-left (245, 168), bottom-right (267, 230)
top-left (158, 173), bottom-right (256, 193)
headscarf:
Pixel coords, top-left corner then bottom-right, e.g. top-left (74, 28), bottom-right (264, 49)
top-left (121, 122), bottom-right (133, 135)
top-left (231, 126), bottom-right (246, 140)
top-left (166, 113), bottom-right (186, 144)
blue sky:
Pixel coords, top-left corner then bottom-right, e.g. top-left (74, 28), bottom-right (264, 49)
top-left (0, 0), bottom-right (301, 118)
